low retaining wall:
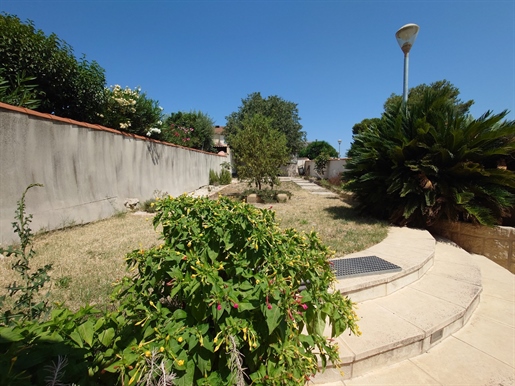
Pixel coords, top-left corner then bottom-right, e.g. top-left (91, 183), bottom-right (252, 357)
top-left (0, 103), bottom-right (225, 245)
top-left (430, 220), bottom-right (515, 274)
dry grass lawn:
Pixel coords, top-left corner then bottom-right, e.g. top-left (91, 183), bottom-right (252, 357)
top-left (0, 180), bottom-right (387, 312)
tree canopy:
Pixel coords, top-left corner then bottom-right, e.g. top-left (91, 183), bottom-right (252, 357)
top-left (0, 13), bottom-right (106, 123)
top-left (162, 111), bottom-right (215, 152)
top-left (225, 92), bottom-right (306, 155)
top-left (230, 114), bottom-right (290, 190)
top-left (298, 140), bottom-right (338, 160)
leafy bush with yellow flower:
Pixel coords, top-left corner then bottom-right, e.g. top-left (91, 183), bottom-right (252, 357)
top-left (112, 194), bottom-right (359, 384)
top-left (0, 194), bottom-right (359, 386)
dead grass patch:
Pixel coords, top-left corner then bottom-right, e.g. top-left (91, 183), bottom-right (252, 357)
top-left (0, 212), bottom-right (160, 312)
top-left (219, 181), bottom-right (388, 256)
top-left (1, 180), bottom-right (387, 312)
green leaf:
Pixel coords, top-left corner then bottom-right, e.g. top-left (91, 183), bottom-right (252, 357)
top-left (69, 329), bottom-right (83, 348)
top-left (264, 303), bottom-right (281, 334)
top-left (0, 326), bottom-right (24, 342)
top-left (98, 327), bottom-right (115, 347)
top-left (78, 320), bottom-right (94, 347)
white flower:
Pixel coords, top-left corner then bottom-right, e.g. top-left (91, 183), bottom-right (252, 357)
top-left (146, 128), bottom-right (161, 137)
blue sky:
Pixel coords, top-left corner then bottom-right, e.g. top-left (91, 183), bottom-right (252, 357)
top-left (2, 1), bottom-right (514, 155)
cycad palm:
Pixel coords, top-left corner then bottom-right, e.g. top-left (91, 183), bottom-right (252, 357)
top-left (345, 88), bottom-right (515, 227)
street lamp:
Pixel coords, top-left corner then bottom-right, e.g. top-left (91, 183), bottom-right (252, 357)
top-left (338, 139), bottom-right (342, 158)
top-left (395, 23), bottom-right (420, 104)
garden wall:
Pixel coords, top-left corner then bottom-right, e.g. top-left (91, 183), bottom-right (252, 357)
top-left (0, 102), bottom-right (226, 245)
top-left (430, 220), bottom-right (515, 274)
top-left (303, 158), bottom-right (348, 179)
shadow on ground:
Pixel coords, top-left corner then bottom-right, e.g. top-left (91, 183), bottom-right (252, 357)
top-left (323, 205), bottom-right (386, 226)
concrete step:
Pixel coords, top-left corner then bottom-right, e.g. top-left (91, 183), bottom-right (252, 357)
top-left (311, 230), bottom-right (482, 383)
top-left (332, 227), bottom-right (435, 303)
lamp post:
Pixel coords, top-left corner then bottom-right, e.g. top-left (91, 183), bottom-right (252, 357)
top-left (338, 139), bottom-right (342, 158)
top-left (395, 23), bottom-right (419, 104)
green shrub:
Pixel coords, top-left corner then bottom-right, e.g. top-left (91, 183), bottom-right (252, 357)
top-left (210, 168), bottom-right (232, 186)
top-left (0, 13), bottom-right (106, 123)
top-left (345, 85), bottom-right (515, 227)
top-left (209, 169), bottom-right (220, 185)
top-left (219, 168), bottom-right (232, 185)
top-left (114, 195), bottom-right (359, 384)
top-left (0, 195), bottom-right (359, 385)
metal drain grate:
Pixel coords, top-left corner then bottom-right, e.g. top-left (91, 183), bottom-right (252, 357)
top-left (330, 255), bottom-right (401, 278)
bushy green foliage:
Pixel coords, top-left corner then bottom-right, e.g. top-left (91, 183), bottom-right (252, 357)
top-left (0, 68), bottom-right (40, 109)
top-left (101, 85), bottom-right (163, 137)
top-left (345, 83), bottom-right (515, 227)
top-left (209, 169), bottom-right (220, 185)
top-left (225, 92), bottom-right (306, 155)
top-left (115, 195), bottom-right (358, 384)
top-left (210, 165), bottom-right (232, 186)
top-left (1, 194), bottom-right (359, 385)
top-left (298, 141), bottom-right (337, 160)
top-left (219, 169), bottom-right (232, 185)
top-left (163, 111), bottom-right (215, 152)
top-left (231, 114), bottom-right (291, 190)
top-left (0, 13), bottom-right (106, 123)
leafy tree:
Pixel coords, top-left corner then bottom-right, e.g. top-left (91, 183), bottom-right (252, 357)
top-left (0, 13), bottom-right (106, 123)
top-left (231, 114), bottom-right (290, 190)
top-left (344, 83), bottom-right (515, 227)
top-left (298, 140), bottom-right (337, 160)
top-left (225, 92), bottom-right (306, 155)
top-left (162, 110), bottom-right (215, 152)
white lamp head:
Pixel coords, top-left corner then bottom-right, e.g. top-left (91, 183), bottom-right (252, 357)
top-left (396, 23), bottom-right (420, 55)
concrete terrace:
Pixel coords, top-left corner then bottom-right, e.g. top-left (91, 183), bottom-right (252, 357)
top-left (284, 177), bottom-right (515, 386)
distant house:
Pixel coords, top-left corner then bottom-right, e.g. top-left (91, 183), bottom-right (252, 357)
top-left (213, 125), bottom-right (228, 154)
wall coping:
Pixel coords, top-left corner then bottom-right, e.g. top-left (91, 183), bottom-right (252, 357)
top-left (0, 101), bottom-right (225, 157)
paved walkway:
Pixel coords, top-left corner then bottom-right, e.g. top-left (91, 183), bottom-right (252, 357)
top-left (336, 253), bottom-right (514, 386)
top-left (286, 177), bottom-right (515, 386)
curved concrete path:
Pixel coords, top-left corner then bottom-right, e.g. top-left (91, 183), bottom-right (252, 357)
top-left (327, 251), bottom-right (515, 386)
top-left (285, 177), bottom-right (514, 386)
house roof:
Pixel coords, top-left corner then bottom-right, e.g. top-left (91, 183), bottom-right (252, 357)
top-left (214, 126), bottom-right (225, 135)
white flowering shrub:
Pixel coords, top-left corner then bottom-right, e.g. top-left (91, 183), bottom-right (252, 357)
top-left (101, 85), bottom-right (163, 137)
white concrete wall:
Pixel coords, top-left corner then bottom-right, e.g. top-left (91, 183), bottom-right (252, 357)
top-left (0, 103), bottom-right (226, 245)
top-left (304, 158), bottom-right (348, 179)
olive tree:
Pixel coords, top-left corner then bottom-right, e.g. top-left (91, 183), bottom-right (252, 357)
top-left (231, 114), bottom-right (290, 190)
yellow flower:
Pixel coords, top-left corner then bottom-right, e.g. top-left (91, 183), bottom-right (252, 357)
top-left (178, 337), bottom-right (183, 343)
top-left (145, 350), bottom-right (151, 357)
top-left (159, 346), bottom-right (165, 352)
top-left (187, 241), bottom-right (192, 248)
top-left (177, 359), bottom-right (185, 366)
